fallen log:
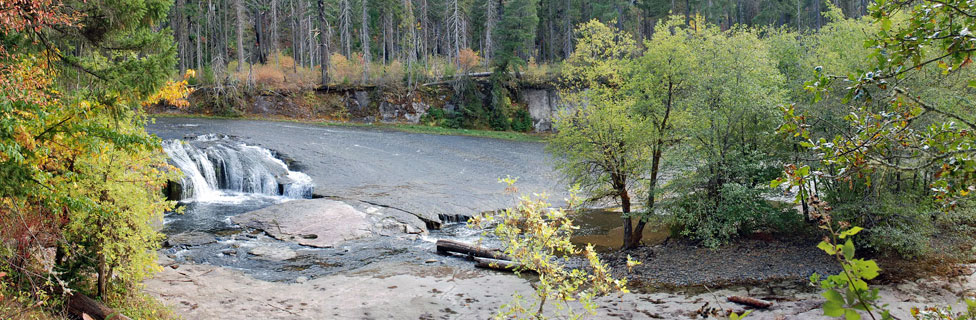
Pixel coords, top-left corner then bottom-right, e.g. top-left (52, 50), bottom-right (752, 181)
top-left (67, 292), bottom-right (132, 320)
top-left (727, 296), bottom-right (773, 309)
top-left (473, 257), bottom-right (524, 272)
top-left (436, 239), bottom-right (510, 260)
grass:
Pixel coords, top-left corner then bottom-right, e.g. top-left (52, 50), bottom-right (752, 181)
top-left (150, 113), bottom-right (547, 143)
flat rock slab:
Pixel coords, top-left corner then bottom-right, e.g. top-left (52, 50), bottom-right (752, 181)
top-left (248, 244), bottom-right (299, 261)
top-left (164, 231), bottom-right (217, 247)
top-left (232, 199), bottom-right (373, 248)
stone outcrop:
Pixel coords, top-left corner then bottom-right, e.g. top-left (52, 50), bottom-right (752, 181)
top-left (521, 88), bottom-right (561, 132)
top-left (231, 198), bottom-right (428, 248)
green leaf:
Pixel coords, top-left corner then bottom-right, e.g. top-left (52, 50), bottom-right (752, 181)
top-left (845, 309), bottom-right (862, 320)
top-left (880, 17), bottom-right (892, 32)
top-left (855, 259), bottom-right (881, 280)
top-left (824, 300), bottom-right (845, 317)
top-left (839, 226), bottom-right (864, 239)
top-left (823, 289), bottom-right (845, 304)
top-left (969, 80), bottom-right (976, 88)
top-left (797, 165), bottom-right (811, 177)
top-left (818, 241), bottom-right (837, 255)
top-left (770, 178), bottom-right (785, 188)
top-left (843, 239), bottom-right (855, 260)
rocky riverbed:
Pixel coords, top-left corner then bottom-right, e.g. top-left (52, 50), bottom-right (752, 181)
top-left (144, 117), bottom-right (976, 319)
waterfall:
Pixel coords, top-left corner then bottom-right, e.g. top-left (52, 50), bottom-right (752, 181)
top-left (162, 135), bottom-right (314, 201)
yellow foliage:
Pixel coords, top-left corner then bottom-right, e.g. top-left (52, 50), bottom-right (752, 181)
top-left (457, 48), bottom-right (480, 71)
top-left (145, 77), bottom-right (194, 108)
top-left (469, 179), bottom-right (631, 319)
top-left (330, 53), bottom-right (361, 84)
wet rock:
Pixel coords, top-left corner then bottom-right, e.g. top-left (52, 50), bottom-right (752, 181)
top-left (348, 201), bottom-right (428, 236)
top-left (248, 244), bottom-right (298, 261)
top-left (232, 199), bottom-right (374, 248)
top-left (165, 231), bottom-right (217, 247)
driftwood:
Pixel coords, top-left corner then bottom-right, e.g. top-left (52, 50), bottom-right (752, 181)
top-left (67, 292), bottom-right (132, 320)
top-left (473, 257), bottom-right (524, 272)
top-left (727, 296), bottom-right (773, 309)
top-left (436, 239), bottom-right (510, 261)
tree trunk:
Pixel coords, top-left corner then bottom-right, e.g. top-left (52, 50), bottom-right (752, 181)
top-left (96, 249), bottom-right (107, 297)
top-left (176, 0), bottom-right (187, 75)
top-left (67, 292), bottom-right (132, 320)
top-left (474, 257), bottom-right (524, 272)
top-left (361, 0), bottom-right (371, 82)
top-left (436, 239), bottom-right (510, 260)
top-left (254, 8), bottom-right (268, 64)
top-left (318, 0), bottom-right (331, 85)
top-left (235, 0), bottom-right (245, 72)
top-left (340, 0), bottom-right (352, 57)
top-left (620, 186), bottom-right (633, 250)
top-left (270, 0), bottom-right (279, 66)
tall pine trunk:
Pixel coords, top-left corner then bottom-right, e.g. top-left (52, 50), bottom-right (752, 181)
top-left (235, 0), bottom-right (245, 72)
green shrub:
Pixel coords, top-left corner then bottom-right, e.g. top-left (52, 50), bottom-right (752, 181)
top-left (825, 184), bottom-right (937, 258)
top-left (669, 183), bottom-right (794, 248)
top-left (420, 107), bottom-right (446, 125)
top-left (511, 109), bottom-right (533, 132)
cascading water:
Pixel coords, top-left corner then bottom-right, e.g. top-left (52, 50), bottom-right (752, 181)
top-left (162, 134), bottom-right (314, 201)
top-left (161, 134), bottom-right (315, 234)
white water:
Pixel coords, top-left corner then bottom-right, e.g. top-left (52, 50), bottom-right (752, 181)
top-left (162, 135), bottom-right (314, 202)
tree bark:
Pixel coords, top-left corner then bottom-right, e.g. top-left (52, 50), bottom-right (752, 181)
top-left (318, 0), bottom-right (331, 85)
top-left (361, 0), bottom-right (371, 82)
top-left (340, 0), bottom-right (352, 57)
top-left (727, 296), bottom-right (774, 308)
top-left (175, 0), bottom-right (187, 75)
top-left (620, 185), bottom-right (634, 250)
top-left (67, 292), bottom-right (132, 320)
top-left (235, 0), bottom-right (245, 71)
top-left (473, 257), bottom-right (524, 272)
top-left (436, 239), bottom-right (510, 260)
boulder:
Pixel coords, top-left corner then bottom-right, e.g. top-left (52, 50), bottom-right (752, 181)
top-left (232, 199), bottom-right (373, 248)
top-left (404, 102), bottom-right (431, 123)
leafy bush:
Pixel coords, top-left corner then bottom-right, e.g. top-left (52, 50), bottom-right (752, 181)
top-left (824, 184), bottom-right (937, 258)
top-left (510, 108), bottom-right (533, 132)
top-left (669, 183), bottom-right (795, 248)
top-left (469, 179), bottom-right (632, 319)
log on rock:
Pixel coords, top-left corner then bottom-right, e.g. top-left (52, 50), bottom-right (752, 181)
top-left (67, 292), bottom-right (132, 320)
top-left (436, 239), bottom-right (509, 260)
top-left (727, 296), bottom-right (773, 309)
top-left (473, 257), bottom-right (525, 272)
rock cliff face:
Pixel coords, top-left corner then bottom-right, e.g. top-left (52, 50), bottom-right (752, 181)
top-left (522, 88), bottom-right (561, 132)
top-left (163, 85), bottom-right (564, 132)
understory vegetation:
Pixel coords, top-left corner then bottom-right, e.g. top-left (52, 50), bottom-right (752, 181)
top-left (548, 6), bottom-right (976, 259)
